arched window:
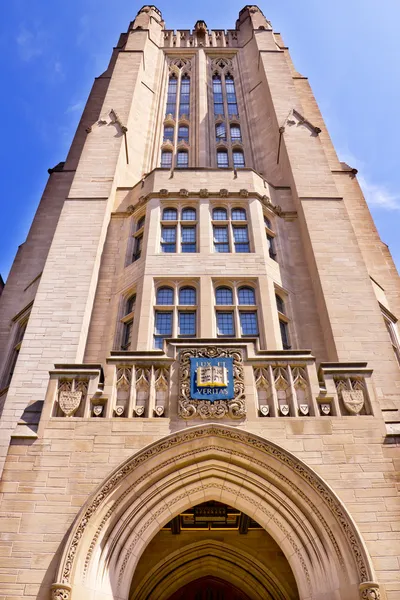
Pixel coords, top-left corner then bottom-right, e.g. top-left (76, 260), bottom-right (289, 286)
top-left (217, 149), bottom-right (229, 168)
top-left (179, 287), bottom-right (196, 305)
top-left (231, 208), bottom-right (246, 221)
top-left (179, 76), bottom-right (190, 117)
top-left (166, 75), bottom-right (178, 116)
top-left (213, 207), bottom-right (228, 221)
top-left (162, 208), bottom-right (178, 221)
top-left (230, 124), bottom-right (241, 142)
top-left (136, 216), bottom-right (145, 231)
top-left (213, 75), bottom-right (224, 116)
top-left (216, 123), bottom-right (226, 142)
top-left (157, 287), bottom-right (174, 305)
top-left (163, 126), bottom-right (174, 142)
top-left (233, 150), bottom-right (245, 168)
top-left (225, 75), bottom-right (238, 116)
top-left (182, 207), bottom-right (196, 221)
top-left (238, 287), bottom-right (255, 305)
top-left (216, 287), bottom-right (233, 305)
top-left (176, 150), bottom-right (188, 168)
top-left (161, 150), bottom-right (172, 169)
top-left (178, 125), bottom-right (189, 143)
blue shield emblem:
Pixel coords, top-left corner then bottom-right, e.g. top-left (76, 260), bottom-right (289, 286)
top-left (190, 357), bottom-right (234, 401)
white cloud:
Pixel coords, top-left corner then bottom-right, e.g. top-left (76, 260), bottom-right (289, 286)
top-left (66, 101), bottom-right (84, 114)
top-left (16, 24), bottom-right (46, 62)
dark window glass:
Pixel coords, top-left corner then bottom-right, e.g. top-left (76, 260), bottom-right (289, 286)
top-left (225, 76), bottom-right (238, 116)
top-left (238, 287), bottom-right (255, 305)
top-left (276, 295), bottom-right (285, 314)
top-left (161, 151), bottom-right (172, 168)
top-left (182, 207), bottom-right (196, 221)
top-left (264, 215), bottom-right (272, 229)
top-left (217, 150), bottom-right (229, 168)
top-left (216, 123), bottom-right (226, 142)
top-left (216, 287), bottom-right (233, 305)
top-left (179, 76), bottom-right (190, 117)
top-left (154, 311), bottom-right (173, 349)
top-left (162, 208), bottom-right (178, 220)
top-left (231, 208), bottom-right (246, 221)
top-left (156, 287), bottom-right (174, 305)
top-left (181, 226), bottom-right (196, 252)
top-left (178, 125), bottom-right (189, 142)
top-left (178, 311), bottom-right (196, 336)
top-left (136, 216), bottom-right (145, 231)
top-left (280, 319), bottom-right (290, 349)
top-left (230, 124), bottom-right (241, 142)
top-left (166, 76), bottom-right (178, 116)
top-left (213, 226), bottom-right (229, 253)
top-left (233, 150), bottom-right (245, 168)
top-left (217, 312), bottom-right (235, 336)
top-left (179, 287), bottom-right (196, 305)
top-left (213, 207), bottom-right (228, 221)
top-left (233, 226), bottom-right (249, 252)
top-left (176, 151), bottom-right (188, 168)
top-left (240, 312), bottom-right (258, 336)
top-left (121, 320), bottom-right (133, 350)
top-left (213, 75), bottom-right (224, 116)
top-left (163, 126), bottom-right (174, 142)
top-left (126, 294), bottom-right (136, 315)
top-left (267, 234), bottom-right (277, 260)
top-left (132, 234), bottom-right (143, 262)
top-left (5, 320), bottom-right (28, 387)
top-left (161, 226), bottom-right (176, 253)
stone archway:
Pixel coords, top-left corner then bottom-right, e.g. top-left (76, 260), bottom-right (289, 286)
top-left (52, 424), bottom-right (381, 600)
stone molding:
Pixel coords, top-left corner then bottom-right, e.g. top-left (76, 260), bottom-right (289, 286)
top-left (54, 424), bottom-right (378, 599)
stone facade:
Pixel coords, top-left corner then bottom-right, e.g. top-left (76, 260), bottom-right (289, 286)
top-left (0, 5), bottom-right (399, 600)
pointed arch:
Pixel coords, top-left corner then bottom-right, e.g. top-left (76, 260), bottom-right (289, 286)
top-left (52, 424), bottom-right (380, 600)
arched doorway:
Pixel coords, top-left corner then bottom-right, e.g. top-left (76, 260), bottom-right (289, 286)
top-left (167, 577), bottom-right (251, 600)
top-left (52, 424), bottom-right (381, 600)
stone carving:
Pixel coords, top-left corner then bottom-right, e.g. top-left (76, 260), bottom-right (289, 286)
top-left (93, 405), bottom-right (103, 417)
top-left (211, 57), bottom-right (234, 73)
top-left (279, 404), bottom-right (290, 416)
top-left (178, 347), bottom-right (245, 419)
top-left (114, 406), bottom-right (124, 417)
top-left (61, 426), bottom-right (371, 586)
top-left (299, 404), bottom-right (309, 416)
top-left (199, 189), bottom-right (209, 198)
top-left (342, 390), bottom-right (364, 415)
top-left (154, 406), bottom-right (165, 417)
top-left (58, 391), bottom-right (82, 417)
top-left (134, 406), bottom-right (145, 417)
top-left (159, 189), bottom-right (168, 197)
top-left (359, 583), bottom-right (380, 600)
top-left (259, 405), bottom-right (270, 417)
top-left (320, 403), bottom-right (331, 415)
top-left (179, 188), bottom-right (189, 197)
top-left (51, 584), bottom-right (71, 600)
top-left (219, 188), bottom-right (229, 197)
top-left (239, 188), bottom-right (249, 197)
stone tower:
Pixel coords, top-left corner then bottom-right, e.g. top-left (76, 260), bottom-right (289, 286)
top-left (0, 5), bottom-right (399, 600)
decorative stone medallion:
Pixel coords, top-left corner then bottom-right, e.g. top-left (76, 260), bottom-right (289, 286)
top-left (342, 390), bottom-right (364, 415)
top-left (179, 347), bottom-right (245, 419)
top-left (59, 391), bottom-right (82, 417)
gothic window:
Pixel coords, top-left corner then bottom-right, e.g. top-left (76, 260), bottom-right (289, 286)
top-left (154, 282), bottom-right (198, 348)
top-left (182, 207), bottom-right (196, 221)
top-left (225, 75), bottom-right (238, 116)
top-left (233, 150), bottom-right (245, 168)
top-left (178, 125), bottom-right (189, 143)
top-left (163, 207), bottom-right (178, 220)
top-left (212, 205), bottom-right (250, 253)
top-left (176, 150), bottom-right (188, 168)
top-left (264, 214), bottom-right (277, 261)
top-left (163, 126), bottom-right (174, 142)
top-left (166, 75), bottom-right (178, 116)
top-left (161, 150), bottom-right (172, 168)
top-left (179, 76), bottom-right (190, 117)
top-left (121, 294), bottom-right (136, 350)
top-left (381, 307), bottom-right (400, 366)
top-left (230, 124), bottom-right (241, 142)
top-left (213, 75), bottom-right (224, 116)
top-left (214, 283), bottom-right (258, 338)
top-left (160, 205), bottom-right (197, 254)
top-left (217, 149), bottom-right (229, 168)
top-left (2, 309), bottom-right (30, 389)
top-left (216, 122), bottom-right (226, 142)
top-left (276, 294), bottom-right (290, 350)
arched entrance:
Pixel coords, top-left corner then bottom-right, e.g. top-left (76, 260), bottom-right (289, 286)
top-left (167, 577), bottom-right (251, 600)
top-left (52, 424), bottom-right (381, 600)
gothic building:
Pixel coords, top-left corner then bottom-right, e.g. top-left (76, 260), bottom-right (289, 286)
top-left (0, 5), bottom-right (399, 600)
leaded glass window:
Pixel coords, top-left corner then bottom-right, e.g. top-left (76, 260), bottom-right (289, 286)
top-left (240, 312), bottom-right (258, 336)
top-left (166, 75), bottom-right (177, 116)
top-left (157, 287), bottom-right (174, 305)
top-left (217, 149), bottom-right (229, 168)
top-left (179, 76), bottom-right (190, 117)
top-left (162, 208), bottom-right (178, 220)
top-left (179, 287), bottom-right (196, 305)
top-left (216, 312), bottom-right (235, 336)
top-left (225, 75), bottom-right (238, 116)
top-left (176, 150), bottom-right (188, 168)
top-left (238, 287), bottom-right (255, 305)
top-left (233, 150), bottom-right (245, 168)
top-left (213, 75), bottom-right (224, 116)
top-left (181, 226), bottom-right (196, 252)
top-left (161, 151), bottom-right (172, 168)
top-left (233, 226), bottom-right (249, 253)
top-left (230, 124), bottom-right (241, 142)
top-left (160, 226), bottom-right (176, 252)
top-left (213, 226), bottom-right (229, 253)
top-left (216, 122), bottom-right (226, 142)
top-left (182, 207), bottom-right (196, 221)
top-left (212, 207), bottom-right (228, 221)
top-left (216, 287), bottom-right (233, 305)
top-left (231, 208), bottom-right (246, 221)
top-left (178, 311), bottom-right (196, 336)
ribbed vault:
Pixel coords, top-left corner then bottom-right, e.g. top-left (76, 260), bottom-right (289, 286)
top-left (52, 424), bottom-right (380, 600)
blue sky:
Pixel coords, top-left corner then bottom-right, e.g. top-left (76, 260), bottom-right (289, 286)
top-left (1, 0), bottom-right (399, 280)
